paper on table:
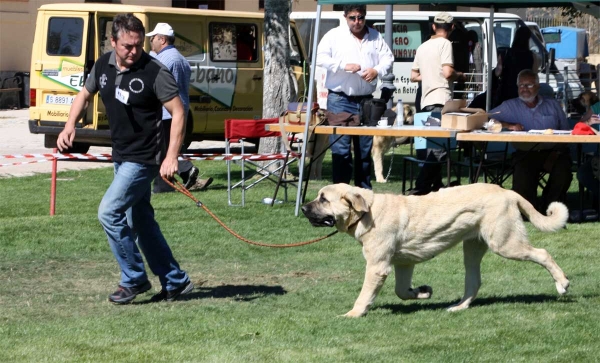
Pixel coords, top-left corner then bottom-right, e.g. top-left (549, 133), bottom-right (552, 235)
top-left (444, 112), bottom-right (472, 116)
top-left (528, 130), bottom-right (572, 134)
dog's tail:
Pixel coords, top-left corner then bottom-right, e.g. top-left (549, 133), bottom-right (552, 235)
top-left (517, 195), bottom-right (568, 232)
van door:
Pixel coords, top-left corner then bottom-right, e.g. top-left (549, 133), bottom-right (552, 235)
top-left (206, 19), bottom-right (262, 135)
top-left (35, 12), bottom-right (91, 126)
top-left (96, 14), bottom-right (118, 131)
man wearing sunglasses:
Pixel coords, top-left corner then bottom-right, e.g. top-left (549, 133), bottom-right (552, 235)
top-left (316, 4), bottom-right (393, 190)
top-left (489, 69), bottom-right (572, 213)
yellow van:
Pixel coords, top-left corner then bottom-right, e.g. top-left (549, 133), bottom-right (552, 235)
top-left (29, 3), bottom-right (308, 153)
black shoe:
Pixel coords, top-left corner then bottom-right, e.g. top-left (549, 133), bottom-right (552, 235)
top-left (181, 167), bottom-right (199, 189)
top-left (150, 280), bottom-right (194, 302)
top-left (108, 281), bottom-right (152, 304)
top-left (406, 188), bottom-right (430, 196)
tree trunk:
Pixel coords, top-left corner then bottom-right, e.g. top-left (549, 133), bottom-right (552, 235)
top-left (260, 0), bottom-right (296, 159)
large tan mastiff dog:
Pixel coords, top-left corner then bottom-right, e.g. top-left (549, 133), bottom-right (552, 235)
top-left (301, 183), bottom-right (570, 317)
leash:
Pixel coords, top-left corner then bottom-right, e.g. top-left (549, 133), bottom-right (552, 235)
top-left (161, 176), bottom-right (338, 248)
top-left (385, 143), bottom-right (396, 181)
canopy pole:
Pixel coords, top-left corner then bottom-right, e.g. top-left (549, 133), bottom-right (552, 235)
top-left (295, 4), bottom-right (322, 216)
top-left (385, 5), bottom-right (394, 109)
top-left (485, 5), bottom-right (495, 112)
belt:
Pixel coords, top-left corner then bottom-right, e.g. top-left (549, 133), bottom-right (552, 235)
top-left (328, 90), bottom-right (373, 102)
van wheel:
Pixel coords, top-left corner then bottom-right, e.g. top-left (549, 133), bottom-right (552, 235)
top-left (44, 135), bottom-right (90, 154)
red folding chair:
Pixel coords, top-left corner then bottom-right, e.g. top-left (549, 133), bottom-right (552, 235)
top-left (225, 118), bottom-right (300, 206)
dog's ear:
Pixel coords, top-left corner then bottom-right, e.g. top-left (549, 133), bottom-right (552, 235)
top-left (343, 190), bottom-right (370, 213)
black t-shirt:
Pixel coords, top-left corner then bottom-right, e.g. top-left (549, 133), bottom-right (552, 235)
top-left (85, 51), bottom-right (178, 165)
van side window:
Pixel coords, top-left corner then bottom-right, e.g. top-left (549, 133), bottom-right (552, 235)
top-left (47, 17), bottom-right (84, 56)
top-left (99, 18), bottom-right (114, 56)
top-left (210, 23), bottom-right (258, 62)
top-left (369, 21), bottom-right (426, 62)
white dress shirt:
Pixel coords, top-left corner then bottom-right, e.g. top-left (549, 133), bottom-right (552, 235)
top-left (317, 24), bottom-right (393, 96)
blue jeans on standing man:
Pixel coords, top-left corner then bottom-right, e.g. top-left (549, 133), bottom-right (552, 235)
top-left (327, 91), bottom-right (373, 189)
top-left (98, 161), bottom-right (190, 291)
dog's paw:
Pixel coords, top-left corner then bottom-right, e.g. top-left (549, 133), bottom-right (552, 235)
top-left (556, 279), bottom-right (570, 295)
top-left (414, 285), bottom-right (433, 299)
top-left (446, 303), bottom-right (469, 312)
top-left (343, 309), bottom-right (366, 318)
top-left (375, 178), bottom-right (387, 183)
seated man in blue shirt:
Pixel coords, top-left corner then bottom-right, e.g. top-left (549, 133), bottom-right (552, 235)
top-left (489, 69), bottom-right (572, 212)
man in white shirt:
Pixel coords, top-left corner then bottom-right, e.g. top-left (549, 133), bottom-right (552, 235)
top-left (316, 4), bottom-right (393, 189)
top-left (409, 12), bottom-right (465, 195)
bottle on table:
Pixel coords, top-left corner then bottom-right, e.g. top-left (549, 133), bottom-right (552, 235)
top-left (395, 99), bottom-right (404, 127)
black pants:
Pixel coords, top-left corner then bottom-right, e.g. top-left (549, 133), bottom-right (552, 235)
top-left (414, 108), bottom-right (445, 193)
top-left (512, 148), bottom-right (573, 212)
top-left (153, 119), bottom-right (194, 193)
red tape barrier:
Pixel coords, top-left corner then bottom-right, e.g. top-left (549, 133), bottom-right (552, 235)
top-left (0, 152), bottom-right (297, 167)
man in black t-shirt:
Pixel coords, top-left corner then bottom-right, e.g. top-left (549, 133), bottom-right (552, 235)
top-left (57, 13), bottom-right (193, 304)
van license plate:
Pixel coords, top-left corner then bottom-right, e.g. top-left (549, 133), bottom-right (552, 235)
top-left (45, 95), bottom-right (76, 105)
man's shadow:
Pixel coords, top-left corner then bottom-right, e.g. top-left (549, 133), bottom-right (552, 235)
top-left (138, 284), bottom-right (286, 304)
top-left (375, 293), bottom-right (577, 315)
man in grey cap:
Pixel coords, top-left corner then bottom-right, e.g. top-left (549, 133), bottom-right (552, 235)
top-left (408, 12), bottom-right (465, 195)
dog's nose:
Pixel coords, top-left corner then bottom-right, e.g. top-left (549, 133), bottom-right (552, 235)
top-left (301, 205), bottom-right (308, 214)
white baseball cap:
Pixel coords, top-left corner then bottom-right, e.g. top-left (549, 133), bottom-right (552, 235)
top-left (146, 23), bottom-right (174, 37)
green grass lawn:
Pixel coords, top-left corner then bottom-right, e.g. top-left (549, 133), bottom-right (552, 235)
top-left (1, 148), bottom-right (599, 362)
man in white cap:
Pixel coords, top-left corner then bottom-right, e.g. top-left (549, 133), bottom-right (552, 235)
top-left (147, 22), bottom-right (213, 193)
top-left (408, 12), bottom-right (465, 195)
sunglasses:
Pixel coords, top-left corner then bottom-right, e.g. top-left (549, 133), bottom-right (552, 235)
top-left (348, 15), bottom-right (365, 21)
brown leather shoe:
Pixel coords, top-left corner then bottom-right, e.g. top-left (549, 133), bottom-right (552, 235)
top-left (188, 177), bottom-right (213, 191)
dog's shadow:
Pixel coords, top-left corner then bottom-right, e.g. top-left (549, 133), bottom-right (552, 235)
top-left (376, 293), bottom-right (576, 314)
top-left (137, 284), bottom-right (286, 304)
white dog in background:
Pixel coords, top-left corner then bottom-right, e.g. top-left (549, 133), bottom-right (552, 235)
top-left (372, 104), bottom-right (414, 183)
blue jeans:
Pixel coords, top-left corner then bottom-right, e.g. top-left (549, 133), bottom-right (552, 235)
top-left (327, 92), bottom-right (373, 189)
top-left (98, 161), bottom-right (189, 290)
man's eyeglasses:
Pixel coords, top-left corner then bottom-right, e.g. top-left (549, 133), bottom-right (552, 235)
top-left (348, 15), bottom-right (365, 22)
top-left (517, 83), bottom-right (536, 89)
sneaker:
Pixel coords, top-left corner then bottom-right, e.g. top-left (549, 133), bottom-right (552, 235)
top-left (189, 177), bottom-right (213, 192)
top-left (182, 166), bottom-right (199, 189)
top-left (150, 280), bottom-right (194, 302)
top-left (108, 281), bottom-right (152, 304)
